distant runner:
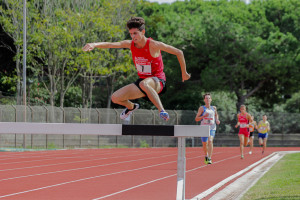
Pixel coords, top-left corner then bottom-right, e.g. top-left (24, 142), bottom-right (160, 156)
top-left (248, 114), bottom-right (258, 155)
top-left (258, 114), bottom-right (270, 154)
top-left (195, 93), bottom-right (220, 164)
top-left (235, 105), bottom-right (252, 159)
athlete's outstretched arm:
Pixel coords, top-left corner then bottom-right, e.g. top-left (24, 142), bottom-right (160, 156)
top-left (151, 41), bottom-right (191, 82)
top-left (82, 40), bottom-right (131, 52)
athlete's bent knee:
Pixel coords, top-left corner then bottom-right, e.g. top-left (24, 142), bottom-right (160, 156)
top-left (111, 93), bottom-right (120, 104)
top-left (139, 81), bottom-right (149, 91)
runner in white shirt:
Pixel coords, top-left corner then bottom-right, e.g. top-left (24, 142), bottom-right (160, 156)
top-left (195, 93), bottom-right (220, 164)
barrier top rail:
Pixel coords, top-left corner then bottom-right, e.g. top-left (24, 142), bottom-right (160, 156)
top-left (0, 122), bottom-right (209, 137)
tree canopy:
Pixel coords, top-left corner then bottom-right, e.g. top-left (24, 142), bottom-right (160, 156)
top-left (0, 0), bottom-right (299, 113)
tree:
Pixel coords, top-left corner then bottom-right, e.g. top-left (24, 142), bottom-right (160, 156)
top-left (28, 0), bottom-right (137, 107)
top-left (0, 0), bottom-right (27, 104)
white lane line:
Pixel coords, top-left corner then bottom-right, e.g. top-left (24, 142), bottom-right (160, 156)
top-left (89, 153), bottom-right (237, 200)
top-left (0, 153), bottom-right (178, 182)
top-left (92, 174), bottom-right (177, 200)
top-left (0, 150), bottom-right (218, 199)
top-left (0, 150), bottom-right (144, 163)
top-left (217, 151), bottom-right (300, 200)
top-left (209, 153), bottom-right (283, 200)
top-left (0, 151), bottom-right (82, 161)
top-left (0, 159), bottom-right (178, 199)
top-left (0, 150), bottom-right (148, 165)
top-left (190, 153), bottom-right (277, 200)
top-left (0, 151), bottom-right (170, 172)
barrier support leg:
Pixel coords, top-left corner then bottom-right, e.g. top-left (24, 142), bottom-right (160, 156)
top-left (176, 137), bottom-right (186, 200)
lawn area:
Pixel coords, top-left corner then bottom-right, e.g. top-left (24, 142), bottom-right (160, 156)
top-left (241, 152), bottom-right (300, 200)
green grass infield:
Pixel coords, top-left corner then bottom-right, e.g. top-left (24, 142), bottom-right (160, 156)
top-left (241, 152), bottom-right (300, 200)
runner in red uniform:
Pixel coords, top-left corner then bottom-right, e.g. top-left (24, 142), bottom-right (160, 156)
top-left (83, 17), bottom-right (190, 121)
top-left (235, 105), bottom-right (252, 159)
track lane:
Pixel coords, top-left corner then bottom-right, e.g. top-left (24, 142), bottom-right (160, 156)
top-left (0, 147), bottom-right (299, 200)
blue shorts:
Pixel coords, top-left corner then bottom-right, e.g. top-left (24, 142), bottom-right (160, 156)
top-left (201, 130), bottom-right (216, 142)
top-left (258, 133), bottom-right (268, 139)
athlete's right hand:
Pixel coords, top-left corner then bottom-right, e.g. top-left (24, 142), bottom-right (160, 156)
top-left (82, 43), bottom-right (96, 52)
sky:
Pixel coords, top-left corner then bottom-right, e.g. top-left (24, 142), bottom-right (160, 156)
top-left (147, 0), bottom-right (251, 4)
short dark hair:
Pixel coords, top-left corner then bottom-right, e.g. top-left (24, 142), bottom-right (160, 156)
top-left (203, 93), bottom-right (211, 99)
top-left (127, 17), bottom-right (145, 31)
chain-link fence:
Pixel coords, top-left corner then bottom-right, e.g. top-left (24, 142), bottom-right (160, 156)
top-left (0, 105), bottom-right (299, 149)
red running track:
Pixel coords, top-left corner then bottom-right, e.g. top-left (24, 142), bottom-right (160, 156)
top-left (0, 147), bottom-right (299, 200)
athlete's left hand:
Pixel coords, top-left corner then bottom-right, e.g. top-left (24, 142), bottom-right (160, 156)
top-left (182, 72), bottom-right (191, 82)
top-left (82, 43), bottom-right (96, 52)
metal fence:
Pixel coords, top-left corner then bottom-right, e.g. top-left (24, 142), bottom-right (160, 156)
top-left (0, 105), bottom-right (299, 149)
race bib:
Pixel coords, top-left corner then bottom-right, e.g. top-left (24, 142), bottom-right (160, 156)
top-left (136, 63), bottom-right (151, 75)
top-left (203, 117), bottom-right (214, 125)
top-left (135, 57), bottom-right (152, 75)
top-left (249, 125), bottom-right (254, 132)
top-left (259, 127), bottom-right (266, 132)
top-left (240, 123), bottom-right (248, 128)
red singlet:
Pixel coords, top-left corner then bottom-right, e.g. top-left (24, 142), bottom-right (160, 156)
top-left (238, 113), bottom-right (250, 137)
top-left (131, 38), bottom-right (166, 81)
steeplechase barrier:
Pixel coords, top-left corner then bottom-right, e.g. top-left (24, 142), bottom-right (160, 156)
top-left (0, 122), bottom-right (209, 200)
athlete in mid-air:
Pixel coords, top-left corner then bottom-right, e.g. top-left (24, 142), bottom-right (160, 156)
top-left (83, 17), bottom-right (190, 121)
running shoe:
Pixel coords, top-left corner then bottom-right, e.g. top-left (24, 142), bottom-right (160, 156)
top-left (241, 155), bottom-right (244, 159)
top-left (120, 103), bottom-right (139, 120)
top-left (207, 158), bottom-right (212, 164)
top-left (160, 110), bottom-right (170, 121)
top-left (249, 151), bottom-right (252, 155)
top-left (204, 156), bottom-right (208, 164)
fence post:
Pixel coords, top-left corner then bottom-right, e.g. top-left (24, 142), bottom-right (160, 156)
top-left (43, 106), bottom-right (48, 123)
top-left (113, 109), bottom-right (119, 147)
top-left (151, 110), bottom-right (156, 147)
top-left (95, 108), bottom-right (101, 124)
top-left (43, 106), bottom-right (49, 149)
top-left (78, 108), bottom-right (82, 148)
top-left (28, 106), bottom-right (34, 148)
top-left (60, 107), bottom-right (65, 123)
top-left (0, 106), bottom-right (2, 122)
top-left (11, 105), bottom-right (17, 122)
top-left (96, 108), bottom-right (101, 149)
top-left (174, 110), bottom-right (179, 125)
top-left (113, 108), bottom-right (118, 124)
top-left (60, 107), bottom-right (65, 148)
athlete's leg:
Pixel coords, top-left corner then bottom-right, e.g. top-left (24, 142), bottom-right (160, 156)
top-left (239, 134), bottom-right (244, 158)
top-left (201, 137), bottom-right (208, 164)
top-left (263, 137), bottom-right (268, 153)
top-left (138, 77), bottom-right (164, 112)
top-left (207, 136), bottom-right (214, 158)
top-left (249, 136), bottom-right (254, 154)
top-left (243, 136), bottom-right (249, 150)
top-left (111, 83), bottom-right (145, 109)
top-left (258, 137), bottom-right (263, 146)
top-left (202, 141), bottom-right (208, 156)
